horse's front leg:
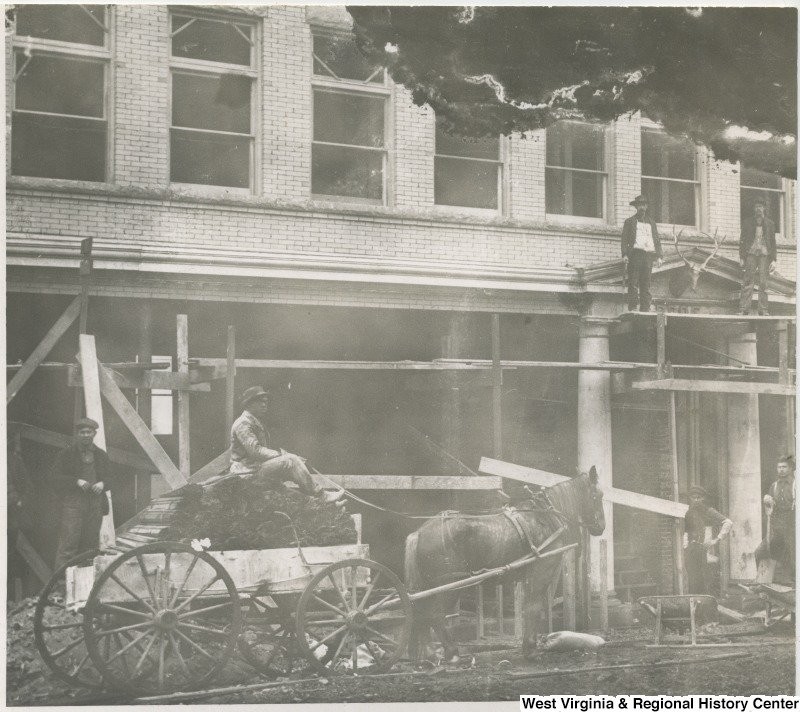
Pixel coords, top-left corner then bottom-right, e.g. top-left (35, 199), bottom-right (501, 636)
top-left (521, 576), bottom-right (545, 657)
top-left (427, 593), bottom-right (460, 664)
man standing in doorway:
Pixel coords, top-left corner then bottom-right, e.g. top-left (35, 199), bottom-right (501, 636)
top-left (622, 194), bottom-right (663, 312)
top-left (739, 197), bottom-right (777, 315)
top-left (224, 386), bottom-right (344, 504)
top-left (755, 456), bottom-right (795, 582)
top-left (683, 485), bottom-right (733, 596)
top-left (52, 418), bottom-right (111, 569)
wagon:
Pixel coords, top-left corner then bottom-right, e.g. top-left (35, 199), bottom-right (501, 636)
top-left (753, 583), bottom-right (795, 627)
top-left (34, 538), bottom-right (415, 694)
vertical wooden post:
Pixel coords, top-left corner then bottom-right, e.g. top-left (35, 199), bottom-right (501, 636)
top-left (715, 391), bottom-right (730, 597)
top-left (522, 573), bottom-right (538, 651)
top-left (546, 582), bottom-right (554, 634)
top-left (491, 313), bottom-right (502, 459)
top-left (777, 321), bottom-right (789, 385)
top-left (599, 539), bottom-right (609, 631)
top-left (654, 599), bottom-right (662, 645)
top-left (177, 315), bottom-right (190, 480)
top-left (669, 392), bottom-right (685, 594)
top-left (514, 581), bottom-right (524, 641)
top-left (495, 584), bottom-right (504, 635)
top-left (476, 584), bottom-right (485, 639)
top-left (656, 310), bottom-right (667, 378)
top-left (137, 302), bottom-right (153, 512)
top-left (226, 325), bottom-right (236, 445)
top-left (563, 548), bottom-right (577, 630)
top-left (689, 596), bottom-right (697, 646)
top-left (74, 238), bottom-right (93, 424)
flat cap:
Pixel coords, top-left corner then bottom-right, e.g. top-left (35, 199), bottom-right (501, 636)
top-left (688, 484), bottom-right (708, 498)
top-left (75, 417), bottom-right (99, 431)
top-left (241, 385), bottom-right (269, 407)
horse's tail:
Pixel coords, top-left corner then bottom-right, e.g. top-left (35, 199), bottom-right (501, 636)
top-left (404, 531), bottom-right (423, 593)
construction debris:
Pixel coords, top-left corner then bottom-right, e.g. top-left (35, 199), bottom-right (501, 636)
top-left (161, 477), bottom-right (357, 550)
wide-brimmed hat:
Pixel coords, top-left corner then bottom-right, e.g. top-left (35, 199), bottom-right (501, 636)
top-left (75, 417), bottom-right (99, 431)
top-left (753, 197), bottom-right (767, 208)
top-left (241, 386), bottom-right (270, 407)
top-left (630, 194), bottom-right (649, 207)
top-left (688, 485), bottom-right (708, 499)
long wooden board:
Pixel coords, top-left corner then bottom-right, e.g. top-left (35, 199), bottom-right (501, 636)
top-left (7, 295), bottom-right (81, 404)
top-left (479, 457), bottom-right (688, 519)
top-left (632, 379), bottom-right (795, 396)
top-left (98, 364), bottom-right (186, 490)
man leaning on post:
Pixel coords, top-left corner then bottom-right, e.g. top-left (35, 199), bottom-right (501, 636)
top-left (222, 386), bottom-right (344, 504)
top-left (52, 418), bottom-right (111, 569)
top-left (622, 194), bottom-right (663, 312)
top-left (739, 196), bottom-right (777, 316)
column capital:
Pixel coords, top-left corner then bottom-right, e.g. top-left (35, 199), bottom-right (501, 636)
top-left (579, 316), bottom-right (615, 339)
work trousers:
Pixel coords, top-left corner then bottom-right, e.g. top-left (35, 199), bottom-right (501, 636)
top-left (754, 514), bottom-right (795, 582)
top-left (685, 543), bottom-right (713, 596)
top-left (253, 453), bottom-right (322, 497)
top-left (55, 495), bottom-right (104, 570)
top-left (627, 249), bottom-right (655, 311)
top-left (740, 254), bottom-right (769, 312)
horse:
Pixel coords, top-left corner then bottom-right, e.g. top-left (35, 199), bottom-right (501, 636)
top-left (403, 466), bottom-right (605, 662)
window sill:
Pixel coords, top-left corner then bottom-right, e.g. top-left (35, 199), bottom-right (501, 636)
top-left (545, 213), bottom-right (607, 228)
top-left (9, 175), bottom-right (112, 192)
top-left (432, 204), bottom-right (503, 218)
top-left (169, 183), bottom-right (254, 200)
top-left (310, 194), bottom-right (385, 208)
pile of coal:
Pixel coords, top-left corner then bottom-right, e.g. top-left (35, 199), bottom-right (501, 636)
top-left (161, 478), bottom-right (357, 550)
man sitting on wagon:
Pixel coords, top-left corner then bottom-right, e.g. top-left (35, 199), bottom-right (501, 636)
top-left (212, 385), bottom-right (344, 505)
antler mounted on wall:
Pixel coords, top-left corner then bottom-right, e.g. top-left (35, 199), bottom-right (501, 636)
top-left (672, 227), bottom-right (727, 291)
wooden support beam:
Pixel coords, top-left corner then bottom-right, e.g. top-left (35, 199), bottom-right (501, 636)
top-left (480, 457), bottom-right (688, 518)
top-left (563, 548), bottom-right (577, 630)
top-left (79, 335), bottom-right (115, 548)
top-left (189, 449), bottom-right (231, 484)
top-left (491, 313), bottom-right (502, 459)
top-left (632, 378), bottom-right (795, 396)
top-left (669, 393), bottom-right (685, 595)
top-left (599, 539), bottom-right (609, 631)
top-left (620, 312), bottom-right (796, 322)
top-left (14, 423), bottom-right (152, 470)
top-left (68, 365), bottom-right (211, 391)
top-left (177, 315), bottom-right (190, 480)
top-left (656, 311), bottom-right (667, 378)
top-left (226, 326), bottom-right (236, 444)
top-left (311, 474), bottom-right (502, 490)
top-left (15, 532), bottom-right (51, 584)
top-left (7, 295), bottom-right (81, 404)
top-left (98, 364), bottom-right (186, 490)
top-left (777, 321), bottom-right (790, 385)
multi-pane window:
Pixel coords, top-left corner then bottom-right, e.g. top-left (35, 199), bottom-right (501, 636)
top-left (546, 121), bottom-right (606, 219)
top-left (170, 13), bottom-right (256, 189)
top-left (740, 167), bottom-right (785, 236)
top-left (641, 129), bottom-right (699, 226)
top-left (312, 31), bottom-right (388, 202)
top-left (434, 118), bottom-right (501, 210)
top-left (11, 5), bottom-right (109, 181)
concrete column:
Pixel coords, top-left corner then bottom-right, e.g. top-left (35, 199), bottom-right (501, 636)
top-left (726, 330), bottom-right (762, 580)
top-left (578, 317), bottom-right (615, 592)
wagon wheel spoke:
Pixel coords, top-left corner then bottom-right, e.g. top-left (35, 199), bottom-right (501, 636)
top-left (363, 626), bottom-right (400, 649)
top-left (133, 631), bottom-right (159, 674)
top-left (357, 571), bottom-right (381, 612)
top-left (109, 573), bottom-right (157, 614)
top-left (173, 574), bottom-right (221, 613)
top-left (364, 593), bottom-right (399, 616)
top-left (136, 554), bottom-right (159, 610)
top-left (106, 630), bottom-right (152, 663)
top-left (178, 622), bottom-right (230, 639)
top-left (157, 634), bottom-right (167, 689)
top-left (162, 551), bottom-right (172, 609)
top-left (327, 573), bottom-right (352, 612)
top-left (69, 651), bottom-right (93, 678)
top-left (352, 637), bottom-right (359, 672)
top-left (95, 620), bottom-right (153, 637)
top-left (351, 566), bottom-right (359, 610)
top-left (173, 628), bottom-right (216, 662)
top-left (41, 621), bottom-right (85, 632)
top-left (308, 624), bottom-right (348, 652)
top-left (51, 635), bottom-right (87, 660)
top-left (169, 553), bottom-right (200, 607)
top-left (311, 594), bottom-right (347, 618)
top-left (97, 601), bottom-right (153, 619)
top-left (329, 629), bottom-right (351, 664)
top-left (168, 632), bottom-right (192, 680)
top-left (178, 601), bottom-right (234, 620)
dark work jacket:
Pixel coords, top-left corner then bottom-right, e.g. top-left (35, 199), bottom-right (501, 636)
top-left (51, 443), bottom-right (112, 514)
top-left (621, 213), bottom-right (663, 258)
top-left (740, 217), bottom-right (777, 262)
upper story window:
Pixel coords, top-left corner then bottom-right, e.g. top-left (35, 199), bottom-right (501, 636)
top-left (434, 118), bottom-right (501, 211)
top-left (311, 30), bottom-right (388, 203)
top-left (740, 167), bottom-right (787, 238)
top-left (545, 121), bottom-right (606, 219)
top-left (170, 13), bottom-right (257, 190)
top-left (641, 129), bottom-right (699, 226)
top-left (11, 5), bottom-right (110, 182)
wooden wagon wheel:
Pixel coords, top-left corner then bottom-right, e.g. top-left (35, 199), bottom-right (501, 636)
top-left (82, 541), bottom-right (241, 693)
top-left (237, 589), bottom-right (299, 677)
top-left (34, 549), bottom-right (104, 689)
top-left (295, 558), bottom-right (412, 675)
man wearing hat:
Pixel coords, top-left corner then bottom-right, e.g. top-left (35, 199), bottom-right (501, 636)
top-left (739, 197), bottom-right (777, 315)
top-left (755, 455), bottom-right (795, 582)
top-left (621, 194), bottom-right (663, 312)
top-left (683, 485), bottom-right (732, 596)
top-left (228, 386), bottom-right (343, 503)
top-left (52, 418), bottom-right (111, 569)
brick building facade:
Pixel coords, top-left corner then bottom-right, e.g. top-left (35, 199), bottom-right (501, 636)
top-left (6, 5), bottom-right (797, 595)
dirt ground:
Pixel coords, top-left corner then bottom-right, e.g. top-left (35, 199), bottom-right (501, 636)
top-left (8, 594), bottom-right (796, 708)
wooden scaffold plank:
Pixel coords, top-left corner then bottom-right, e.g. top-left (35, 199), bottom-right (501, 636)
top-left (7, 295), bottom-right (81, 404)
top-left (632, 378), bottom-right (795, 396)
